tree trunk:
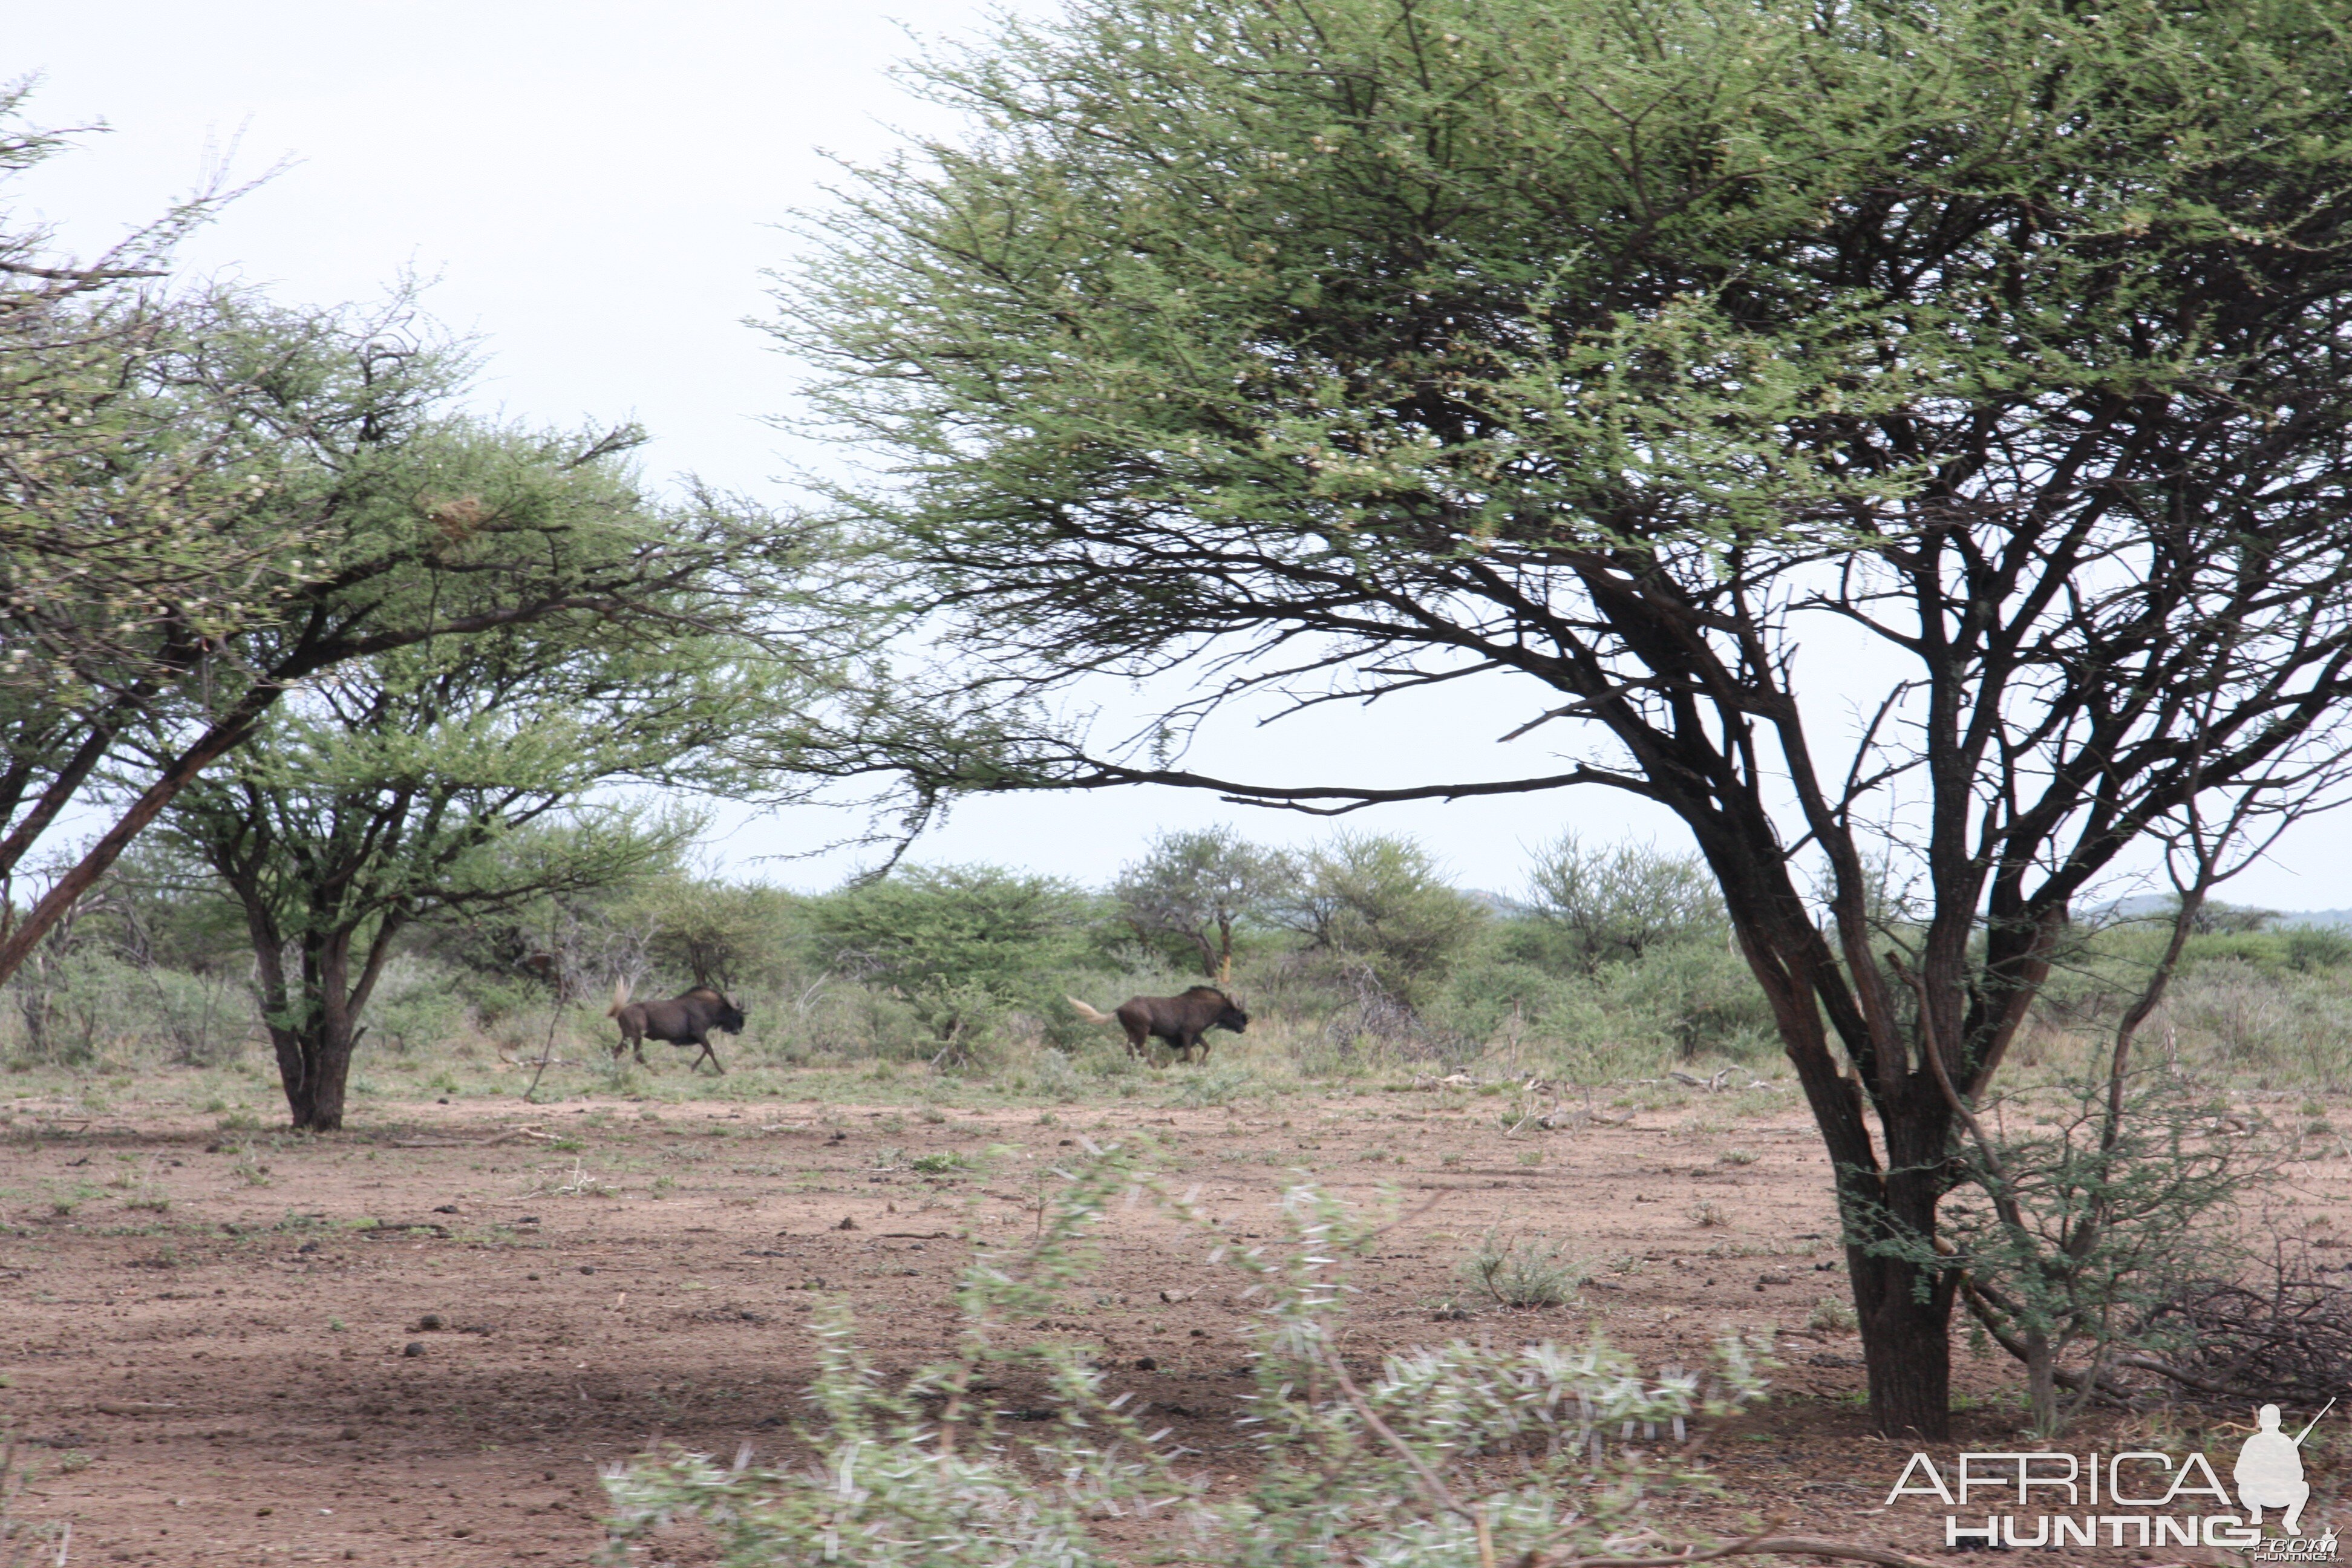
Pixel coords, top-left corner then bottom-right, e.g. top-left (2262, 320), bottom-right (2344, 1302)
top-left (255, 926), bottom-right (371, 1133)
top-left (1717, 860), bottom-right (1959, 1442)
top-left (276, 1012), bottom-right (359, 1132)
top-left (1844, 1092), bottom-right (1959, 1439)
top-left (1855, 1274), bottom-right (1955, 1439)
top-left (2024, 1328), bottom-right (2059, 1438)
top-left (1844, 1207), bottom-right (1956, 1437)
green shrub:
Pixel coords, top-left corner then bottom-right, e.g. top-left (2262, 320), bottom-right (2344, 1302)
top-left (1273, 834), bottom-right (1485, 1008)
top-left (363, 955), bottom-right (468, 1056)
top-left (2285, 926), bottom-right (2352, 973)
top-left (1460, 1227), bottom-right (1589, 1308)
top-left (603, 1151), bottom-right (1770, 1567)
top-left (4, 949), bottom-right (254, 1068)
top-left (1522, 833), bottom-right (1726, 975)
top-left (811, 866), bottom-right (1099, 1055)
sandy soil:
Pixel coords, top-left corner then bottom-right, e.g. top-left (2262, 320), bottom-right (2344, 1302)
top-left (0, 1083), bottom-right (2341, 1565)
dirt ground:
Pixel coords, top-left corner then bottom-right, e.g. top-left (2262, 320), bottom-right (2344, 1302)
top-left (1, 1081), bottom-right (2343, 1566)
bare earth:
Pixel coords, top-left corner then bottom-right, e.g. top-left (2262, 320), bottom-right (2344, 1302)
top-left (1, 1085), bottom-right (2341, 1565)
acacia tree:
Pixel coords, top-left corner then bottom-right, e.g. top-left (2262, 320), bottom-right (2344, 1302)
top-left (780, 0), bottom-right (2352, 1436)
top-left (1111, 826), bottom-right (1290, 980)
top-left (1272, 833), bottom-right (1484, 1008)
top-left (1526, 834), bottom-right (1725, 976)
top-left (0, 263), bottom-right (793, 984)
top-left (809, 866), bottom-right (1092, 1055)
top-left (0, 89), bottom-right (305, 909)
top-left (143, 420), bottom-right (817, 1130)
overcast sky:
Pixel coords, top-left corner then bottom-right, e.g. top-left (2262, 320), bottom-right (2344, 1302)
top-left (13, 2), bottom-right (2350, 908)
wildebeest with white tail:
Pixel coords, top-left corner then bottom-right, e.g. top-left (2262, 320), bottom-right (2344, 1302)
top-left (606, 982), bottom-right (745, 1074)
top-left (1067, 986), bottom-right (1247, 1063)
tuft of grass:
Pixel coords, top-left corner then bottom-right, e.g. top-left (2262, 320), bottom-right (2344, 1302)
top-left (1459, 1227), bottom-right (1588, 1308)
top-left (1806, 1297), bottom-right (1857, 1333)
top-left (1690, 1200), bottom-right (1727, 1228)
top-left (909, 1151), bottom-right (970, 1175)
top-left (1172, 1065), bottom-right (1253, 1109)
top-left (1719, 1148), bottom-right (1759, 1166)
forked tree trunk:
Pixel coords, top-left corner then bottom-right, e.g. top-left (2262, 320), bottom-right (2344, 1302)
top-left (247, 917), bottom-right (400, 1134)
top-left (1719, 855), bottom-right (1965, 1442)
top-left (271, 1014), bottom-right (360, 1132)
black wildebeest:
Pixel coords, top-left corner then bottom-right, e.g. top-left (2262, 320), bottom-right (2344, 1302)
top-left (606, 982), bottom-right (746, 1074)
top-left (1067, 986), bottom-right (1248, 1063)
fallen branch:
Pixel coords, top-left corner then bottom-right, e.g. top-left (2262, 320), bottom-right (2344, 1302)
top-left (1542, 1532), bottom-right (1945, 1568)
top-left (390, 1125), bottom-right (558, 1150)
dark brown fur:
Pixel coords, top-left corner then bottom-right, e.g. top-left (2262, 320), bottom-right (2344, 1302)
top-left (1067, 986), bottom-right (1248, 1063)
top-left (606, 984), bottom-right (746, 1074)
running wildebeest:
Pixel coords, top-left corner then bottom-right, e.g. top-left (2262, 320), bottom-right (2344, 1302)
top-left (606, 982), bottom-right (745, 1074)
top-left (1067, 986), bottom-right (1248, 1063)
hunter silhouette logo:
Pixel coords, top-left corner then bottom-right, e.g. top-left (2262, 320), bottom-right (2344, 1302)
top-left (1884, 1403), bottom-right (2342, 1556)
top-left (2236, 1399), bottom-right (2331, 1537)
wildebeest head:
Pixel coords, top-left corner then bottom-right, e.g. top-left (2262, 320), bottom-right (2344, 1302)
top-left (687, 986), bottom-right (748, 1034)
top-left (1210, 993), bottom-right (1249, 1034)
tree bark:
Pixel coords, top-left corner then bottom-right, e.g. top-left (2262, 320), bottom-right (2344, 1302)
top-left (273, 930), bottom-right (363, 1132)
top-left (1847, 1143), bottom-right (1958, 1438)
top-left (282, 1016), bottom-right (358, 1132)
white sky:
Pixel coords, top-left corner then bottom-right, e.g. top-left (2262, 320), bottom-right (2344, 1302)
top-left (12, 2), bottom-right (2350, 908)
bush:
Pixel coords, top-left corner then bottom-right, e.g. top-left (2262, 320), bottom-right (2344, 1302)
top-left (2285, 925), bottom-right (2352, 973)
top-left (626, 876), bottom-right (806, 991)
top-left (1433, 935), bottom-right (1775, 1073)
top-left (1523, 833), bottom-right (1726, 975)
top-left (1459, 1227), bottom-right (1589, 1308)
top-left (1111, 827), bottom-right (1293, 979)
top-left (2156, 958), bottom-right (2352, 1085)
top-left (603, 1151), bottom-right (1774, 1568)
top-left (362, 955), bottom-right (468, 1056)
top-left (4, 949), bottom-right (253, 1068)
top-left (1273, 834), bottom-right (1485, 1009)
top-left (809, 866), bottom-right (1100, 1056)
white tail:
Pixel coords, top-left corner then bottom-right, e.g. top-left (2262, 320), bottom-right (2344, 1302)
top-left (1065, 995), bottom-right (1116, 1025)
top-left (607, 978), bottom-right (633, 1019)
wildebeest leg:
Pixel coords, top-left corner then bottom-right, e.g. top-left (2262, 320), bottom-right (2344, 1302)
top-left (690, 1034), bottom-right (725, 1074)
top-left (1123, 1019), bottom-right (1154, 1063)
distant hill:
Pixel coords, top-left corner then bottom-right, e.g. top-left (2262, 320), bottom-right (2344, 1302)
top-left (1463, 889), bottom-right (1531, 917)
top-left (1462, 886), bottom-right (2352, 928)
top-left (2096, 894), bottom-right (2352, 929)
